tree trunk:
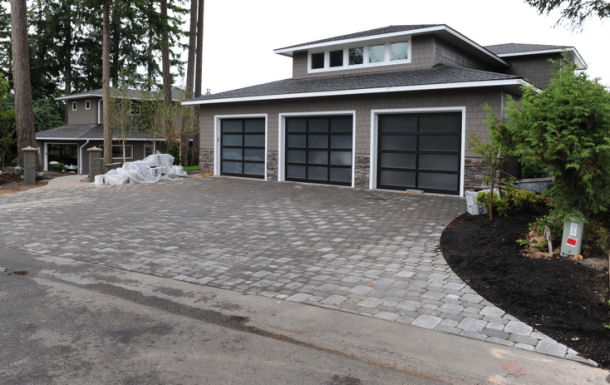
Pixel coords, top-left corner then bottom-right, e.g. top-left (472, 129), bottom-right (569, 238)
top-left (63, 1), bottom-right (73, 124)
top-left (194, 0), bottom-right (204, 98)
top-left (179, 0), bottom-right (198, 165)
top-left (160, 0), bottom-right (173, 147)
top-left (102, 0), bottom-right (112, 170)
top-left (10, 0), bottom-right (36, 166)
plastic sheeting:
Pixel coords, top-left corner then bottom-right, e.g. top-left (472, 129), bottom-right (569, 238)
top-left (94, 154), bottom-right (187, 186)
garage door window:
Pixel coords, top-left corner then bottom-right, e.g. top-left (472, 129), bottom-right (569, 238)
top-left (285, 116), bottom-right (352, 185)
top-left (378, 113), bottom-right (461, 194)
top-left (221, 118), bottom-right (265, 178)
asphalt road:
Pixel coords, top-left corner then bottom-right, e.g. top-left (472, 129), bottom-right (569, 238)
top-left (0, 250), bottom-right (439, 385)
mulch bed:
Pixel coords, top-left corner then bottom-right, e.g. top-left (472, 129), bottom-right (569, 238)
top-left (440, 212), bottom-right (609, 368)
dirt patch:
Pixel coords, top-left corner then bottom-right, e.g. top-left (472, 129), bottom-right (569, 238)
top-left (0, 171), bottom-right (66, 194)
top-left (440, 212), bottom-right (609, 368)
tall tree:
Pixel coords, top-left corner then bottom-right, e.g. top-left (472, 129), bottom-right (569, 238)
top-left (102, 0), bottom-right (112, 169)
top-left (10, 0), bottom-right (36, 165)
top-left (525, 0), bottom-right (609, 26)
top-left (194, 0), bottom-right (204, 97)
top-left (159, 0), bottom-right (174, 147)
top-left (179, 0), bottom-right (198, 164)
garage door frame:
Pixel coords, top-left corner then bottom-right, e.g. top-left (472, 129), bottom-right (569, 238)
top-left (369, 107), bottom-right (466, 196)
top-left (278, 111), bottom-right (356, 187)
top-left (214, 114), bottom-right (268, 180)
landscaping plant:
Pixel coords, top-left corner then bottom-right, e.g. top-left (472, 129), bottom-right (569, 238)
top-left (492, 55), bottom-right (610, 256)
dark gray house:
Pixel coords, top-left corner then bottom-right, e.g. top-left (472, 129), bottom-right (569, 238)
top-left (184, 24), bottom-right (586, 196)
top-left (36, 88), bottom-right (182, 174)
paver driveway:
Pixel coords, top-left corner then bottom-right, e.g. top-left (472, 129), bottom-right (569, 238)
top-left (0, 177), bottom-right (589, 364)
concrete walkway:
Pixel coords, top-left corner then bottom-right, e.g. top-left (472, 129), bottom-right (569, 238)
top-left (0, 176), bottom-right (596, 365)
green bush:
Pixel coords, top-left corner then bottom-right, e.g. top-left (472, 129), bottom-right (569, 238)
top-left (476, 191), bottom-right (511, 217)
top-left (477, 186), bottom-right (545, 217)
top-left (49, 162), bottom-right (65, 172)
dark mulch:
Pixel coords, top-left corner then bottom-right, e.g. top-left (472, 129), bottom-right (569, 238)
top-left (440, 212), bottom-right (609, 368)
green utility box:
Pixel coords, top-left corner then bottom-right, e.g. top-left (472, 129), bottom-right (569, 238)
top-left (560, 219), bottom-right (584, 257)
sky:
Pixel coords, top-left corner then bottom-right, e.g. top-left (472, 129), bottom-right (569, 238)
top-left (186, 0), bottom-right (609, 94)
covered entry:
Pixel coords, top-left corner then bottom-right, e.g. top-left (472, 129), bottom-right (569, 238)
top-left (284, 116), bottom-right (353, 185)
top-left (377, 112), bottom-right (462, 194)
top-left (220, 118), bottom-right (265, 178)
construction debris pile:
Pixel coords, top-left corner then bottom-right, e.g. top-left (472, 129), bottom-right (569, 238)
top-left (94, 154), bottom-right (187, 186)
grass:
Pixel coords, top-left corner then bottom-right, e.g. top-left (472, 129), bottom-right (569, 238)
top-left (182, 165), bottom-right (200, 171)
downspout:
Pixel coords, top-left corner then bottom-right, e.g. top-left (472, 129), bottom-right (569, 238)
top-left (79, 139), bottom-right (90, 174)
top-left (97, 99), bottom-right (102, 124)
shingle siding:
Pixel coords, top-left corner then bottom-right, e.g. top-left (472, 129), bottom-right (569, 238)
top-left (433, 38), bottom-right (489, 70)
top-left (504, 54), bottom-right (560, 89)
top-left (198, 88), bottom-right (502, 190)
top-left (67, 98), bottom-right (99, 125)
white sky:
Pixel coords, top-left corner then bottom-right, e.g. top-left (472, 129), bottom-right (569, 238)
top-left (185, 0), bottom-right (609, 93)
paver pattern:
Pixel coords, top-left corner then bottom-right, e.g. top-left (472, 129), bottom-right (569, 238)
top-left (0, 177), bottom-right (593, 364)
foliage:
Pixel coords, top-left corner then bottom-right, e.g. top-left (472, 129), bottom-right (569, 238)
top-left (476, 191), bottom-right (511, 217)
top-left (49, 162), bottom-right (66, 172)
top-left (0, 73), bottom-right (15, 168)
top-left (500, 57), bottom-right (610, 232)
top-left (524, 0), bottom-right (610, 27)
top-left (33, 98), bottom-right (63, 132)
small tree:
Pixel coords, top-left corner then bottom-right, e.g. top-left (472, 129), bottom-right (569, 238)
top-left (468, 129), bottom-right (504, 221)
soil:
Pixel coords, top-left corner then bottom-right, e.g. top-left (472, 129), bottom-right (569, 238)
top-left (0, 171), bottom-right (65, 194)
top-left (440, 212), bottom-right (609, 368)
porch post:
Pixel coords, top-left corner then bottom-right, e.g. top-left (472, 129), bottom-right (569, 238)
top-left (87, 146), bottom-right (103, 182)
top-left (22, 146), bottom-right (37, 186)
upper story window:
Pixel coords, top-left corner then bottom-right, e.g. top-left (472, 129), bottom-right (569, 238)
top-left (85, 100), bottom-right (91, 110)
top-left (71, 101), bottom-right (78, 111)
top-left (308, 39), bottom-right (410, 73)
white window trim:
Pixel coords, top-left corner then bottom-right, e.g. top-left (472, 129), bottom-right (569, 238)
top-left (278, 110), bottom-right (357, 188)
top-left (213, 114), bottom-right (268, 180)
top-left (369, 107), bottom-right (466, 197)
top-left (71, 101), bottom-right (78, 111)
top-left (85, 100), bottom-right (91, 110)
top-left (112, 144), bottom-right (133, 159)
top-left (308, 38), bottom-right (411, 74)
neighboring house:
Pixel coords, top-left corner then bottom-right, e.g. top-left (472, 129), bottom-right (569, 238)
top-left (36, 87), bottom-right (183, 174)
top-left (184, 24), bottom-right (585, 196)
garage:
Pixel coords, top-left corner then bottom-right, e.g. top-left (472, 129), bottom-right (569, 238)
top-left (220, 118), bottom-right (265, 178)
top-left (377, 112), bottom-right (461, 194)
top-left (285, 116), bottom-right (353, 185)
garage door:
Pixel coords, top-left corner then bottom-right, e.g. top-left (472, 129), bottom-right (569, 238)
top-left (221, 118), bottom-right (265, 178)
top-left (285, 116), bottom-right (352, 185)
top-left (377, 113), bottom-right (461, 194)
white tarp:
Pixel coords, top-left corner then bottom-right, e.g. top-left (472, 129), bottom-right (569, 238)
top-left (94, 154), bottom-right (187, 186)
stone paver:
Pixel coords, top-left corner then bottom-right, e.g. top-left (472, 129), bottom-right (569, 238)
top-left (0, 176), bottom-right (591, 364)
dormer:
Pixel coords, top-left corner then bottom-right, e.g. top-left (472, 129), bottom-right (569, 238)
top-left (274, 25), bottom-right (509, 79)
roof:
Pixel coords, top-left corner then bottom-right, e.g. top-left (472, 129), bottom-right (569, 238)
top-left (184, 65), bottom-right (532, 106)
top-left (35, 124), bottom-right (161, 141)
top-left (56, 87), bottom-right (184, 102)
top-left (273, 24), bottom-right (508, 67)
top-left (275, 25), bottom-right (440, 51)
top-left (485, 43), bottom-right (587, 69)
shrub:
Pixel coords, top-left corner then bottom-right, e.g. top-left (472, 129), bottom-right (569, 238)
top-left (49, 162), bottom-right (65, 172)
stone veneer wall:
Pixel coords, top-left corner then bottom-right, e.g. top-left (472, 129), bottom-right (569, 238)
top-left (199, 148), bottom-right (214, 174)
top-left (463, 158), bottom-right (486, 191)
top-left (266, 150), bottom-right (278, 181)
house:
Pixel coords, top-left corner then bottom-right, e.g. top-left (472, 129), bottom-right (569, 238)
top-left (36, 87), bottom-right (183, 174)
top-left (183, 24), bottom-right (586, 196)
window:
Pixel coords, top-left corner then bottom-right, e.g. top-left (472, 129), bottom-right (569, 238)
top-left (144, 143), bottom-right (155, 157)
top-left (130, 101), bottom-right (141, 115)
top-left (309, 40), bottom-right (410, 72)
top-left (71, 101), bottom-right (78, 111)
top-left (311, 52), bottom-right (324, 69)
top-left (348, 47), bottom-right (363, 65)
top-left (368, 44), bottom-right (385, 63)
top-left (112, 144), bottom-right (133, 159)
top-left (329, 50), bottom-right (343, 67)
top-left (391, 42), bottom-right (409, 61)
top-left (85, 100), bottom-right (91, 110)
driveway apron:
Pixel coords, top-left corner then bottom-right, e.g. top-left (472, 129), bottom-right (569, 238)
top-left (0, 177), bottom-right (593, 365)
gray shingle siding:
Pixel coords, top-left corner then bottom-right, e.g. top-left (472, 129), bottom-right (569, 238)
top-left (434, 38), bottom-right (489, 70)
top-left (504, 53), bottom-right (560, 89)
top-left (67, 98), bottom-right (99, 125)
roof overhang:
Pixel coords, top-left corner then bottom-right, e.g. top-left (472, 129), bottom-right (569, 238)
top-left (36, 137), bottom-right (165, 141)
top-left (496, 47), bottom-right (587, 70)
top-left (274, 25), bottom-right (508, 67)
top-left (56, 94), bottom-right (101, 101)
top-left (183, 79), bottom-right (537, 106)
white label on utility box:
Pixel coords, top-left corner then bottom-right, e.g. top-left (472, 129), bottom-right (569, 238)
top-left (569, 223), bottom-right (578, 237)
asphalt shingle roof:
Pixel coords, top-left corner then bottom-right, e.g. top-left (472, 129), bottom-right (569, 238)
top-left (57, 87), bottom-right (184, 101)
top-left (36, 124), bottom-right (156, 140)
top-left (276, 25), bottom-right (442, 51)
top-left (485, 43), bottom-right (568, 55)
top-left (189, 65), bottom-right (520, 103)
